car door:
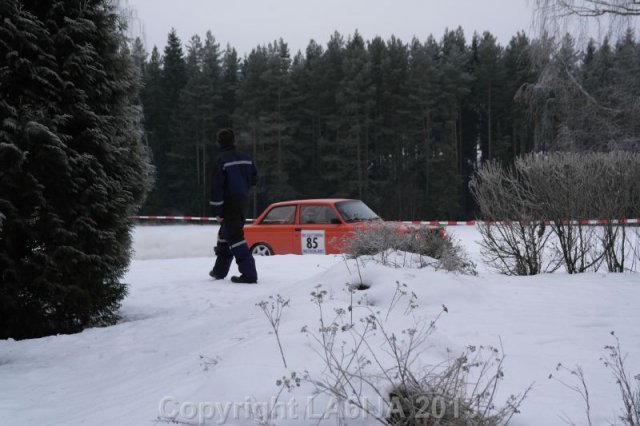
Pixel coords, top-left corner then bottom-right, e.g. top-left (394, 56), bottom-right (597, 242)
top-left (252, 204), bottom-right (297, 254)
top-left (294, 204), bottom-right (345, 254)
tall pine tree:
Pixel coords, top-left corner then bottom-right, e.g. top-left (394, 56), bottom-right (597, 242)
top-left (144, 29), bottom-right (186, 213)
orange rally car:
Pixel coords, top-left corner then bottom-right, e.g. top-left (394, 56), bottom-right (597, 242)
top-left (244, 198), bottom-right (441, 255)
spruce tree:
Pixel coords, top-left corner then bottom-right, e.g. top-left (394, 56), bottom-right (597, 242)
top-left (235, 45), bottom-right (270, 211)
top-left (365, 36), bottom-right (389, 211)
top-left (287, 40), bottom-right (326, 200)
top-left (168, 35), bottom-right (205, 214)
top-left (381, 36), bottom-right (413, 219)
top-left (334, 31), bottom-right (373, 202)
top-left (428, 28), bottom-right (472, 219)
top-left (144, 29), bottom-right (186, 213)
top-left (503, 32), bottom-right (537, 156)
top-left (407, 37), bottom-right (439, 216)
top-left (139, 46), bottom-right (163, 213)
top-left (201, 32), bottom-right (223, 129)
top-left (473, 32), bottom-right (504, 162)
top-left (259, 40), bottom-right (299, 202)
top-left (220, 45), bottom-right (240, 128)
top-left (610, 30), bottom-right (640, 149)
top-left (0, 0), bottom-right (151, 339)
top-left (131, 37), bottom-right (147, 75)
top-left (235, 41), bottom-right (300, 209)
top-left (317, 31), bottom-right (346, 197)
top-left (198, 32), bottom-right (223, 214)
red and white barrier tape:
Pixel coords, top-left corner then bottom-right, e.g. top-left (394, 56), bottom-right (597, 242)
top-left (401, 219), bottom-right (640, 226)
top-left (133, 215), bottom-right (219, 222)
top-left (133, 216), bottom-right (640, 226)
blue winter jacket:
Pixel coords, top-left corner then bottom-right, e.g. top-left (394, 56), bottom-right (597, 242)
top-left (210, 145), bottom-right (258, 217)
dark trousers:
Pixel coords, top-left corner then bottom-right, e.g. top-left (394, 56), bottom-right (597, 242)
top-left (212, 197), bottom-right (257, 280)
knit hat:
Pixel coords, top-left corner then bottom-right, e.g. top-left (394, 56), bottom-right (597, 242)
top-left (217, 128), bottom-right (235, 146)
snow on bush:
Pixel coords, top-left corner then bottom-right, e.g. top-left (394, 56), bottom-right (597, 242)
top-left (346, 222), bottom-right (477, 275)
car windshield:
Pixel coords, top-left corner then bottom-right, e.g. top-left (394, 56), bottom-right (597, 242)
top-left (335, 200), bottom-right (381, 223)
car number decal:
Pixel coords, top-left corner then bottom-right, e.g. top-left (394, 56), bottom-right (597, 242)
top-left (301, 230), bottom-right (326, 255)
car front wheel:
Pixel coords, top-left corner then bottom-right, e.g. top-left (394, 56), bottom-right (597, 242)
top-left (251, 243), bottom-right (274, 256)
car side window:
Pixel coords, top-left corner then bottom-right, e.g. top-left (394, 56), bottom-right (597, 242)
top-left (260, 205), bottom-right (296, 225)
top-left (300, 205), bottom-right (339, 224)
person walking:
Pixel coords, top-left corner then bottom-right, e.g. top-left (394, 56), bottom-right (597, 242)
top-left (209, 128), bottom-right (259, 284)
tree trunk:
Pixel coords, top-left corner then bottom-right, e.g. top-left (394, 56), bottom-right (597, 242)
top-left (423, 109), bottom-right (431, 212)
top-left (488, 84), bottom-right (492, 160)
top-left (195, 143), bottom-right (200, 214)
top-left (356, 113), bottom-right (362, 200)
top-left (201, 144), bottom-right (206, 217)
top-left (252, 125), bottom-right (258, 218)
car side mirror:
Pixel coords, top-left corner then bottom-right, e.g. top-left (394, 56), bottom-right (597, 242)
top-left (331, 218), bottom-right (342, 225)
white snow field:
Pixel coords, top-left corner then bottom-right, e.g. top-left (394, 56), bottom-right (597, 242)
top-left (1, 224), bottom-right (639, 426)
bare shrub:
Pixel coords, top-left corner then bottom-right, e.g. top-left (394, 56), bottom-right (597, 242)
top-left (551, 332), bottom-right (640, 426)
top-left (603, 333), bottom-right (640, 426)
top-left (346, 222), bottom-right (476, 275)
top-left (346, 222), bottom-right (408, 259)
top-left (594, 153), bottom-right (640, 272)
top-left (549, 364), bottom-right (594, 426)
top-left (302, 285), bottom-right (530, 425)
top-left (470, 159), bottom-right (557, 275)
top-left (631, 228), bottom-right (640, 272)
top-left (524, 152), bottom-right (640, 273)
top-left (249, 373), bottom-right (301, 426)
top-left (471, 152), bottom-right (640, 274)
top-left (408, 226), bottom-right (478, 275)
top-left (386, 344), bottom-right (531, 426)
top-left (256, 295), bottom-right (290, 368)
top-left (476, 222), bottom-right (558, 275)
top-left (522, 153), bottom-right (605, 273)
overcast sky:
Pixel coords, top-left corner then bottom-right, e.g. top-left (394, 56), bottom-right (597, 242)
top-left (125, 0), bottom-right (535, 56)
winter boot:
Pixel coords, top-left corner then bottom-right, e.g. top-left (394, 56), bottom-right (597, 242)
top-left (230, 240), bottom-right (258, 283)
top-left (231, 275), bottom-right (257, 284)
top-left (211, 240), bottom-right (233, 279)
top-left (209, 270), bottom-right (224, 280)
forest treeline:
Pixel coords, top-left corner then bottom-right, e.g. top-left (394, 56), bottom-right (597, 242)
top-left (134, 28), bottom-right (640, 220)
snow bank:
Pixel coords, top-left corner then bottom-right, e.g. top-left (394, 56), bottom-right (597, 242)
top-left (0, 224), bottom-right (638, 426)
top-left (131, 224), bottom-right (219, 260)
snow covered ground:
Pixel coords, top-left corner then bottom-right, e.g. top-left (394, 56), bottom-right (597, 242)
top-left (1, 225), bottom-right (639, 426)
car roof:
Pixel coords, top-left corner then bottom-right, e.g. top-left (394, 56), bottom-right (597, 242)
top-left (268, 198), bottom-right (355, 207)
